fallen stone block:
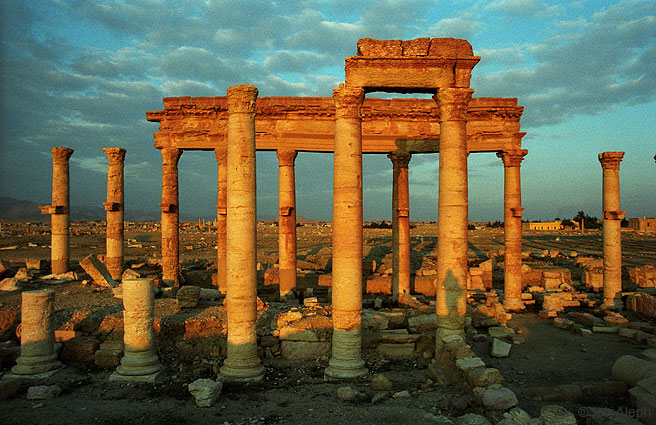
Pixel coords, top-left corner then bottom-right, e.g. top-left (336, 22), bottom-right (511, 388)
top-left (336, 386), bottom-right (365, 402)
top-left (539, 405), bottom-right (576, 425)
top-left (79, 254), bottom-right (117, 288)
top-left (455, 356), bottom-right (485, 372)
top-left (491, 338), bottom-right (512, 358)
top-left (482, 386), bottom-right (518, 411)
top-left (25, 259), bottom-right (44, 270)
top-left (26, 385), bottom-right (62, 400)
top-left (177, 285), bottom-right (201, 308)
top-left (0, 277), bottom-right (20, 291)
top-left (188, 378), bottom-right (223, 407)
top-left (280, 341), bottom-right (330, 360)
top-left (371, 373), bottom-right (393, 391)
top-left (61, 335), bottom-right (100, 363)
top-left (376, 342), bottom-right (415, 358)
top-left (121, 268), bottom-right (141, 280)
top-left (466, 367), bottom-right (503, 387)
top-left (455, 413), bottom-right (491, 425)
top-left (627, 293), bottom-right (656, 319)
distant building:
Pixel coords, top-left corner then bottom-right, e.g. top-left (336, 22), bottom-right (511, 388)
top-left (523, 221), bottom-right (565, 231)
top-left (628, 218), bottom-right (656, 232)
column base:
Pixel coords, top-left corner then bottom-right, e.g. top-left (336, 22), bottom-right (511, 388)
top-left (115, 350), bottom-right (162, 377)
top-left (109, 369), bottom-right (164, 383)
top-left (324, 358), bottom-right (368, 381)
top-left (8, 362), bottom-right (63, 379)
top-left (502, 298), bottom-right (526, 311)
top-left (11, 352), bottom-right (63, 376)
top-left (219, 362), bottom-right (265, 382)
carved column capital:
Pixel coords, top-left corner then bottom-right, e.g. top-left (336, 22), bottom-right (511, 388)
top-left (387, 151), bottom-right (411, 168)
top-left (497, 149), bottom-right (528, 167)
top-left (161, 147), bottom-right (182, 166)
top-left (214, 146), bottom-right (227, 162)
top-left (332, 85), bottom-right (365, 119)
top-left (276, 148), bottom-right (297, 166)
top-left (227, 84), bottom-right (258, 114)
top-left (51, 147), bottom-right (74, 163)
top-left (598, 152), bottom-right (625, 170)
top-left (103, 147), bottom-right (126, 164)
top-left (433, 87), bottom-right (474, 121)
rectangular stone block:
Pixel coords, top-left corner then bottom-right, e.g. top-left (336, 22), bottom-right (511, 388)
top-left (366, 275), bottom-right (391, 295)
top-left (414, 275), bottom-right (436, 296)
top-left (79, 254), bottom-right (117, 288)
top-left (61, 336), bottom-right (100, 363)
top-left (280, 341), bottom-right (330, 361)
top-left (376, 342), bottom-right (415, 358)
top-left (94, 349), bottom-right (123, 368)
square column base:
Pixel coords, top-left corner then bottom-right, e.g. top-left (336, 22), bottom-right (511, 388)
top-left (109, 370), bottom-right (165, 383)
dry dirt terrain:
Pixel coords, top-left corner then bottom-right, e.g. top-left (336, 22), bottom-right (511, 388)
top-left (0, 221), bottom-right (655, 424)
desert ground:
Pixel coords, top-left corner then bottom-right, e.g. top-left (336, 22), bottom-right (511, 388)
top-left (1, 221), bottom-right (655, 424)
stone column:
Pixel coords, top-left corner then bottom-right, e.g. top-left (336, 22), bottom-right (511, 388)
top-left (160, 147), bottom-right (182, 286)
top-left (219, 84), bottom-right (264, 382)
top-left (214, 146), bottom-right (228, 293)
top-left (598, 152), bottom-right (626, 309)
top-left (388, 151), bottom-right (412, 301)
top-left (110, 278), bottom-right (162, 382)
top-left (40, 147), bottom-right (74, 274)
top-left (433, 87), bottom-right (473, 339)
top-left (325, 85), bottom-right (368, 380)
top-left (497, 148), bottom-right (528, 311)
top-left (103, 148), bottom-right (126, 280)
top-left (11, 289), bottom-right (63, 376)
top-left (277, 148), bottom-right (298, 296)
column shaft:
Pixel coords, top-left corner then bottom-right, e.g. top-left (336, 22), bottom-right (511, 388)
top-left (104, 148), bottom-right (126, 280)
top-left (220, 84), bottom-right (264, 382)
top-left (497, 148), bottom-right (527, 311)
top-left (277, 148), bottom-right (298, 296)
top-left (599, 152), bottom-right (625, 308)
top-left (160, 148), bottom-right (182, 286)
top-left (49, 147), bottom-right (74, 274)
top-left (325, 85), bottom-right (367, 380)
top-left (215, 146), bottom-right (228, 293)
top-left (388, 152), bottom-right (412, 300)
top-left (434, 88), bottom-right (473, 338)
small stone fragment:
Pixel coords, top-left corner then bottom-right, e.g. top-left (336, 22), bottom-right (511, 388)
top-left (455, 413), bottom-right (492, 425)
top-left (188, 378), bottom-right (223, 407)
top-left (482, 386), bottom-right (518, 411)
top-left (336, 386), bottom-right (363, 401)
top-left (371, 373), bottom-right (393, 391)
top-left (491, 338), bottom-right (512, 358)
top-left (26, 385), bottom-right (62, 400)
top-left (392, 390), bottom-right (411, 398)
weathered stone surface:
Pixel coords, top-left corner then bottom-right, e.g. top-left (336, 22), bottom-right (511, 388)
top-left (79, 254), bottom-right (117, 288)
top-left (407, 313), bottom-right (438, 333)
top-left (336, 386), bottom-right (364, 401)
top-left (497, 407), bottom-right (539, 425)
top-left (0, 379), bottom-right (21, 401)
top-left (61, 335), bottom-right (100, 363)
top-left (371, 373), bottom-right (393, 391)
top-left (482, 387), bottom-right (518, 411)
top-left (94, 348), bottom-right (123, 368)
top-left (392, 390), bottom-right (411, 398)
top-left (538, 405), bottom-right (576, 425)
top-left (379, 329), bottom-right (420, 343)
top-left (492, 338), bottom-right (512, 358)
top-left (455, 413), bottom-right (492, 425)
top-left (583, 407), bottom-right (642, 425)
top-left (376, 342), bottom-right (415, 358)
top-left (176, 285), bottom-right (201, 308)
top-left (612, 355), bottom-right (656, 387)
top-left (280, 341), bottom-right (330, 360)
top-left (467, 367), bottom-right (503, 387)
top-left (188, 378), bottom-right (223, 407)
top-left (488, 326), bottom-right (515, 340)
top-left (0, 277), bottom-right (20, 291)
top-left (278, 327), bottom-right (319, 342)
top-left (26, 385), bottom-right (62, 400)
top-left (0, 259), bottom-right (9, 277)
top-left (627, 293), bottom-right (656, 319)
top-left (456, 356), bottom-right (485, 372)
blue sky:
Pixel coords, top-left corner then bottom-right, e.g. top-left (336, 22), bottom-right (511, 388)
top-left (0, 0), bottom-right (654, 222)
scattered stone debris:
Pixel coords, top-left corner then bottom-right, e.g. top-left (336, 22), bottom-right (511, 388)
top-left (188, 378), bottom-right (223, 407)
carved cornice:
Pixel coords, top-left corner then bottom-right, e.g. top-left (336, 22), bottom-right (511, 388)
top-left (598, 152), bottom-right (624, 170)
top-left (227, 85), bottom-right (258, 114)
top-left (387, 151), bottom-right (411, 168)
top-left (161, 147), bottom-right (182, 166)
top-left (276, 148), bottom-right (298, 166)
top-left (497, 149), bottom-right (528, 167)
top-left (433, 88), bottom-right (474, 121)
top-left (332, 85), bottom-right (365, 119)
top-left (51, 147), bottom-right (74, 163)
top-left (103, 147), bottom-right (126, 164)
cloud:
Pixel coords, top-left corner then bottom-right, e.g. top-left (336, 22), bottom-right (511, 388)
top-left (429, 18), bottom-right (481, 40)
top-left (485, 0), bottom-right (563, 18)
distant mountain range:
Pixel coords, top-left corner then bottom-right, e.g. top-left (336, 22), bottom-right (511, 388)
top-left (0, 197), bottom-right (321, 223)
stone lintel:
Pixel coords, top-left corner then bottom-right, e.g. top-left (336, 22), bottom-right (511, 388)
top-left (39, 205), bottom-right (66, 215)
top-left (103, 202), bottom-right (122, 212)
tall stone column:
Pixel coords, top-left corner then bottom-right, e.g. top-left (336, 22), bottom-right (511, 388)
top-left (11, 289), bottom-right (63, 376)
top-left (433, 87), bottom-right (473, 339)
top-left (497, 148), bottom-right (528, 311)
top-left (325, 85), bottom-right (368, 380)
top-left (220, 84), bottom-right (264, 382)
top-left (40, 147), bottom-right (74, 274)
top-left (160, 147), bottom-right (182, 286)
top-left (214, 146), bottom-right (228, 293)
top-left (110, 278), bottom-right (162, 382)
top-left (388, 151), bottom-right (412, 301)
top-left (103, 148), bottom-right (126, 280)
top-left (277, 148), bottom-right (298, 296)
top-left (598, 152), bottom-right (626, 309)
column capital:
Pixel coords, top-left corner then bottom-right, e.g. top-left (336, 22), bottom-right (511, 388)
top-left (214, 146), bottom-right (227, 162)
top-left (332, 84), bottom-right (365, 119)
top-left (433, 87), bottom-right (474, 121)
top-left (497, 149), bottom-right (528, 167)
top-left (103, 147), bottom-right (126, 164)
top-left (51, 147), bottom-right (74, 163)
top-left (161, 147), bottom-right (182, 166)
top-left (387, 151), bottom-right (411, 168)
top-left (276, 148), bottom-right (297, 166)
top-left (227, 84), bottom-right (258, 114)
top-left (598, 152), bottom-right (625, 170)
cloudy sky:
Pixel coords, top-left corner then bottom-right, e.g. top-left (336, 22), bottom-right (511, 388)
top-left (0, 0), bottom-right (654, 222)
